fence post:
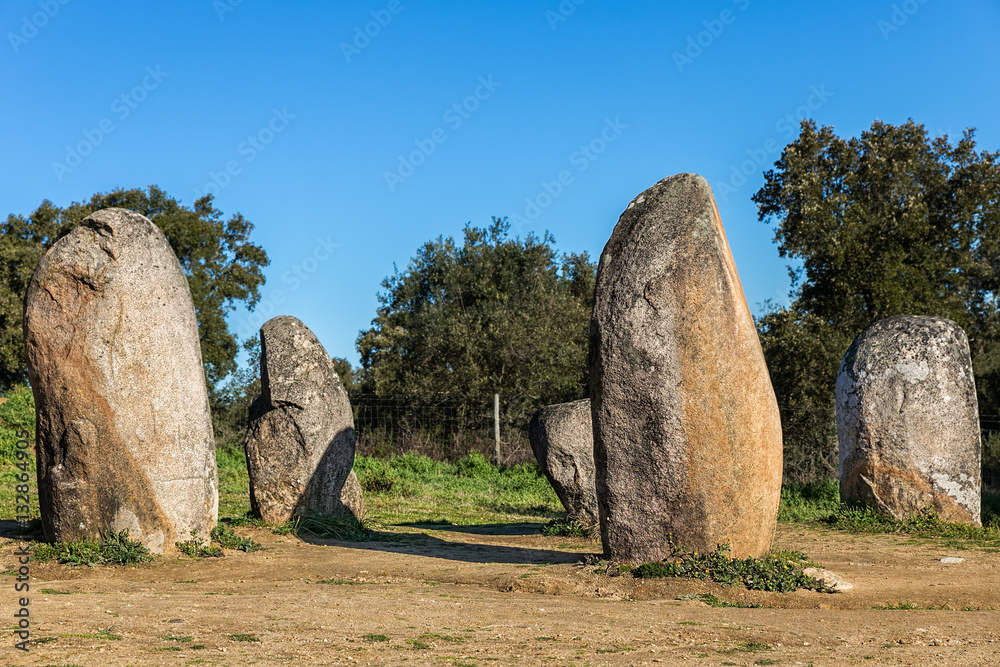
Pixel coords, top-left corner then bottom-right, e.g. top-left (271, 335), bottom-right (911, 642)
top-left (493, 393), bottom-right (501, 464)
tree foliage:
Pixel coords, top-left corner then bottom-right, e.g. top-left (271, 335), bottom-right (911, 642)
top-left (0, 186), bottom-right (269, 399)
top-left (754, 119), bottom-right (1000, 480)
top-left (356, 217), bottom-right (595, 421)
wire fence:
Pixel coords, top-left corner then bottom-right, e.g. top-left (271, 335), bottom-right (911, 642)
top-left (348, 393), bottom-right (535, 465)
top-left (346, 393), bottom-right (1000, 487)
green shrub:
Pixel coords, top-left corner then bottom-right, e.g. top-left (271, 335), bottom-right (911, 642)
top-left (777, 478), bottom-right (840, 522)
top-left (633, 539), bottom-right (831, 593)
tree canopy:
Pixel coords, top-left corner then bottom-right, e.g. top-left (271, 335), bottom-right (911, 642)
top-left (754, 119), bottom-right (1000, 480)
top-left (356, 217), bottom-right (595, 420)
top-left (0, 186), bottom-right (269, 399)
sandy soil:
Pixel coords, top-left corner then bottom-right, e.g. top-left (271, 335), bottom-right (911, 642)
top-left (4, 522), bottom-right (1000, 666)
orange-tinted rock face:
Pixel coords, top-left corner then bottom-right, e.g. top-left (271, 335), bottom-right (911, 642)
top-left (23, 209), bottom-right (218, 553)
top-left (589, 173), bottom-right (783, 562)
top-left (837, 315), bottom-right (981, 525)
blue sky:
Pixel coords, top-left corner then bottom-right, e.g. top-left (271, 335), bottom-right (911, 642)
top-left (3, 0), bottom-right (998, 368)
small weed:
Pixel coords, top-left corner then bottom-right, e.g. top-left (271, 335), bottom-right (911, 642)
top-left (873, 601), bottom-right (932, 610)
top-left (676, 593), bottom-right (764, 608)
top-left (755, 659), bottom-right (780, 666)
top-left (721, 642), bottom-right (773, 654)
top-left (153, 646), bottom-right (182, 652)
top-left (407, 640), bottom-right (430, 649)
top-left (315, 578), bottom-right (359, 585)
top-left (420, 632), bottom-right (464, 643)
top-left (162, 635), bottom-right (194, 642)
top-left (227, 633), bottom-right (260, 642)
top-left (39, 588), bottom-right (75, 595)
top-left (634, 538), bottom-right (831, 593)
top-left (176, 531), bottom-right (224, 558)
top-left (364, 634), bottom-right (390, 642)
top-left (210, 525), bottom-right (263, 552)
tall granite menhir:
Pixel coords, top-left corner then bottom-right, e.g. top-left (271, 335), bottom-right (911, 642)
top-left (23, 208), bottom-right (219, 553)
top-left (837, 315), bottom-right (981, 525)
top-left (244, 316), bottom-right (362, 523)
top-left (589, 173), bottom-right (783, 562)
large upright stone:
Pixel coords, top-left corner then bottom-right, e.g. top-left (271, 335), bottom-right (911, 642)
top-left (528, 399), bottom-right (598, 528)
top-left (836, 315), bottom-right (981, 524)
top-left (589, 173), bottom-right (783, 562)
top-left (244, 316), bottom-right (361, 523)
top-left (23, 208), bottom-right (218, 553)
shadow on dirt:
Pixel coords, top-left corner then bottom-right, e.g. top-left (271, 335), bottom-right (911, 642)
top-left (296, 525), bottom-right (594, 566)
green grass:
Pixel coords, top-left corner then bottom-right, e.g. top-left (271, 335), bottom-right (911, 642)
top-left (354, 451), bottom-right (561, 526)
top-left (777, 479), bottom-right (840, 522)
top-left (226, 633), bottom-right (260, 642)
top-left (273, 513), bottom-right (373, 540)
top-left (175, 531), bottom-right (224, 558)
top-left (634, 540), bottom-right (831, 593)
top-left (33, 529), bottom-right (154, 566)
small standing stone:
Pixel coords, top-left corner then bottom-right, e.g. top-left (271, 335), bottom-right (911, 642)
top-left (589, 173), bottom-right (783, 562)
top-left (528, 399), bottom-right (598, 528)
top-left (23, 208), bottom-right (218, 553)
top-left (836, 315), bottom-right (981, 525)
top-left (244, 316), bottom-right (361, 523)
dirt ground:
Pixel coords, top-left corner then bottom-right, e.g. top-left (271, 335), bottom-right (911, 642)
top-left (4, 522), bottom-right (1000, 666)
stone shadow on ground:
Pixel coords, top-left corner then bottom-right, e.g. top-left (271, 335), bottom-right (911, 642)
top-left (395, 521), bottom-right (543, 536)
top-left (295, 528), bottom-right (592, 566)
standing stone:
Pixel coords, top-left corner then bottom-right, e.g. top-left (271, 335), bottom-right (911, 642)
top-left (590, 173), bottom-right (783, 562)
top-left (836, 315), bottom-right (981, 525)
top-left (528, 399), bottom-right (598, 528)
top-left (23, 208), bottom-right (218, 553)
top-left (244, 316), bottom-right (361, 523)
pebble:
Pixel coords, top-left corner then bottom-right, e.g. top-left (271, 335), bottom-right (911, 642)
top-left (940, 557), bottom-right (964, 564)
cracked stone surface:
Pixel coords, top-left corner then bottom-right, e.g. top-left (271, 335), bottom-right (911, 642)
top-left (244, 315), bottom-right (361, 523)
top-left (23, 208), bottom-right (219, 552)
top-left (836, 315), bottom-right (981, 524)
top-left (588, 173), bottom-right (782, 562)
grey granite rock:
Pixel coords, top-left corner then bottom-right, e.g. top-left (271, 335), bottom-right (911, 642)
top-left (244, 316), bottom-right (361, 523)
top-left (836, 315), bottom-right (981, 525)
top-left (23, 208), bottom-right (218, 553)
top-left (528, 399), bottom-right (598, 528)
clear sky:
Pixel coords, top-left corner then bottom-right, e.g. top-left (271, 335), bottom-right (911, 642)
top-left (3, 0), bottom-right (998, 368)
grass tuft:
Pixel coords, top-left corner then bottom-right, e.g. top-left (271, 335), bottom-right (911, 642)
top-left (33, 529), bottom-right (154, 566)
top-left (274, 513), bottom-right (373, 541)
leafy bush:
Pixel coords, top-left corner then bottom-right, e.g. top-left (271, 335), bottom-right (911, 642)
top-left (632, 539), bottom-right (831, 593)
